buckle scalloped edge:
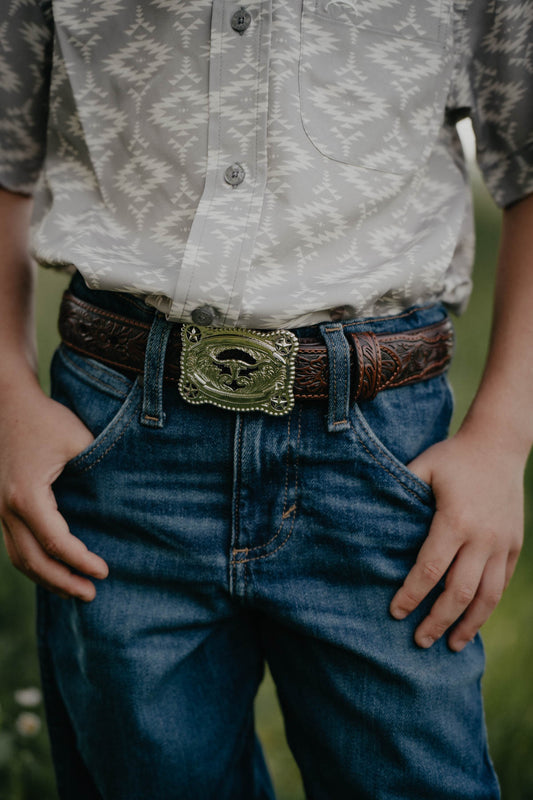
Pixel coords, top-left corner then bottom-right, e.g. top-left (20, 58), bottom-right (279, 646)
top-left (179, 324), bottom-right (299, 416)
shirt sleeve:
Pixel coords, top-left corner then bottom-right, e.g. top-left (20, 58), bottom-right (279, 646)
top-left (462, 0), bottom-right (533, 208)
top-left (0, 0), bottom-right (53, 195)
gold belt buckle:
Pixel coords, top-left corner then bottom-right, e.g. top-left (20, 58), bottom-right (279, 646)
top-left (179, 324), bottom-right (299, 416)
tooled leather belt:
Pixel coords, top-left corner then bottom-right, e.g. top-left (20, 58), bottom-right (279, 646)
top-left (58, 291), bottom-right (454, 403)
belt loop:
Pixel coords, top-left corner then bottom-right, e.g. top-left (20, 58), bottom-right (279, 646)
top-left (319, 321), bottom-right (351, 433)
top-left (140, 312), bottom-right (172, 429)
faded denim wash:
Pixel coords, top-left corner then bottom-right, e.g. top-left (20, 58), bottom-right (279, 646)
top-left (37, 274), bottom-right (499, 800)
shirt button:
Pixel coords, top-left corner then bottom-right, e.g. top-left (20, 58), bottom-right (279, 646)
top-left (231, 7), bottom-right (252, 34)
top-left (224, 163), bottom-right (245, 187)
top-left (191, 305), bottom-right (216, 326)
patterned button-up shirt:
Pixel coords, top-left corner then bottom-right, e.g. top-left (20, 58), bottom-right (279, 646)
top-left (1, 1), bottom-right (532, 328)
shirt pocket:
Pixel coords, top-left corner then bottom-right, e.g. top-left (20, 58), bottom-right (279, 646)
top-left (298, 0), bottom-right (454, 174)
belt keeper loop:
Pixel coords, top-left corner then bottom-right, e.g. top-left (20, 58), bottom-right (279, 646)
top-left (319, 321), bottom-right (351, 433)
top-left (140, 312), bottom-right (172, 429)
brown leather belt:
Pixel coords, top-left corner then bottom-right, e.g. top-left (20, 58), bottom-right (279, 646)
top-left (58, 291), bottom-right (454, 403)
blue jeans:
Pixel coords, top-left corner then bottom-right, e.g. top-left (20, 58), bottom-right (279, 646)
top-left (37, 273), bottom-right (499, 799)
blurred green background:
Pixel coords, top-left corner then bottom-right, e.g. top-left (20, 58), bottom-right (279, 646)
top-left (1, 178), bottom-right (533, 799)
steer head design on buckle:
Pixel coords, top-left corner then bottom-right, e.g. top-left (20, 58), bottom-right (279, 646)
top-left (179, 325), bottom-right (299, 416)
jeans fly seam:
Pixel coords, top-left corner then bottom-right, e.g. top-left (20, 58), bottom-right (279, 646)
top-left (73, 396), bottom-right (142, 474)
top-left (232, 417), bottom-right (245, 555)
top-left (231, 407), bottom-right (302, 564)
top-left (349, 416), bottom-right (431, 505)
top-left (232, 411), bottom-right (293, 556)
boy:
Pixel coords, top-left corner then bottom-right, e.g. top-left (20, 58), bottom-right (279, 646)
top-left (1, 1), bottom-right (532, 797)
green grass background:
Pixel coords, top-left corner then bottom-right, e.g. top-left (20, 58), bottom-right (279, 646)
top-left (1, 180), bottom-right (533, 798)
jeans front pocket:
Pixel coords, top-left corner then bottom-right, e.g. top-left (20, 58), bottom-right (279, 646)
top-left (51, 344), bottom-right (143, 474)
top-left (348, 373), bottom-right (454, 509)
top-left (299, 0), bottom-right (453, 173)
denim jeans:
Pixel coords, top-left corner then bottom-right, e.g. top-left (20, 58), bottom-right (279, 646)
top-left (37, 273), bottom-right (499, 800)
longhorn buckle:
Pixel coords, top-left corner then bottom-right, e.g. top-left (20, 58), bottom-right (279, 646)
top-left (179, 324), bottom-right (299, 416)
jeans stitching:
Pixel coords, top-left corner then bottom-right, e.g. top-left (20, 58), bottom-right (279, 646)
top-left (232, 406), bottom-right (302, 564)
top-left (77, 399), bottom-right (141, 474)
top-left (142, 318), bottom-right (168, 422)
top-left (349, 414), bottom-right (432, 505)
top-left (332, 332), bottom-right (338, 419)
top-left (323, 323), bottom-right (350, 427)
top-left (70, 394), bottom-right (142, 474)
top-left (343, 326), bottom-right (349, 412)
top-left (232, 412), bottom-right (293, 556)
top-left (232, 416), bottom-right (244, 553)
top-left (331, 326), bottom-right (350, 426)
